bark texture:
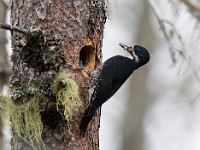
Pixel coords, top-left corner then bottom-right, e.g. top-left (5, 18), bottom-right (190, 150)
top-left (10, 0), bottom-right (106, 149)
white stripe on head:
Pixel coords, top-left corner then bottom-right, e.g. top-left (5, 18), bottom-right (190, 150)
top-left (132, 51), bottom-right (139, 63)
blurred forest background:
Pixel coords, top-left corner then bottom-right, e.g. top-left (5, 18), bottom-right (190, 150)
top-left (1, 0), bottom-right (200, 150)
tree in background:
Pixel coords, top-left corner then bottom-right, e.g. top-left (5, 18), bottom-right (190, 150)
top-left (120, 0), bottom-right (200, 150)
top-left (0, 1), bottom-right (11, 150)
top-left (121, 1), bottom-right (157, 149)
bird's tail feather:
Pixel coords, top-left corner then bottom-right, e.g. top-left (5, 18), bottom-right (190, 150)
top-left (80, 105), bottom-right (96, 136)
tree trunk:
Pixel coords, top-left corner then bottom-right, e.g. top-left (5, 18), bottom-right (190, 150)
top-left (10, 0), bottom-right (106, 149)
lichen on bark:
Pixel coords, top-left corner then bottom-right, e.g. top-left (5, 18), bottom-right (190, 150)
top-left (9, 0), bottom-right (106, 149)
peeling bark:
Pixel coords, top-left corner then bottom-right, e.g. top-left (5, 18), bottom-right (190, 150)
top-left (10, 0), bottom-right (106, 149)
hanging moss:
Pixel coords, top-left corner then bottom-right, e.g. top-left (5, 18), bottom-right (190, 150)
top-left (0, 90), bottom-right (45, 149)
top-left (0, 71), bottom-right (81, 148)
top-left (0, 95), bottom-right (9, 116)
top-left (52, 72), bottom-right (82, 122)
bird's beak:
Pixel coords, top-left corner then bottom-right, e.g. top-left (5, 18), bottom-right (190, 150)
top-left (119, 43), bottom-right (139, 62)
top-left (119, 43), bottom-right (135, 53)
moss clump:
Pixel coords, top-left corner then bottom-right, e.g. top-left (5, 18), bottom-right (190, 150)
top-left (0, 71), bottom-right (81, 148)
top-left (0, 95), bottom-right (9, 116)
top-left (0, 90), bottom-right (45, 149)
top-left (52, 72), bottom-right (82, 122)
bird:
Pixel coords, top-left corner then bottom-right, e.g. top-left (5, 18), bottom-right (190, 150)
top-left (80, 43), bottom-right (150, 136)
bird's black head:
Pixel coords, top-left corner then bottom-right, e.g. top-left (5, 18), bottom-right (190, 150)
top-left (133, 45), bottom-right (150, 67)
top-left (119, 43), bottom-right (150, 68)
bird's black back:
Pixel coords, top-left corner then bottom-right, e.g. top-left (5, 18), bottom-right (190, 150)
top-left (91, 56), bottom-right (136, 108)
top-left (80, 56), bottom-right (137, 136)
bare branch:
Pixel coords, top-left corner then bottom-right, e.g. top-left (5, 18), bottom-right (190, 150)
top-left (1, 1), bottom-right (8, 9)
top-left (149, 0), bottom-right (176, 63)
top-left (181, 0), bottom-right (200, 19)
top-left (182, 0), bottom-right (200, 13)
top-left (149, 0), bottom-right (200, 83)
top-left (0, 23), bottom-right (29, 35)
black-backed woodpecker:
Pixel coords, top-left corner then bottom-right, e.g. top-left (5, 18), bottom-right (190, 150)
top-left (80, 43), bottom-right (150, 136)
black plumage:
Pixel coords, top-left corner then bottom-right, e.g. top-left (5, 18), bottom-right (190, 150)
top-left (80, 43), bottom-right (150, 136)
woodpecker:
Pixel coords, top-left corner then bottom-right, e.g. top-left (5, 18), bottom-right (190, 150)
top-left (80, 43), bottom-right (150, 136)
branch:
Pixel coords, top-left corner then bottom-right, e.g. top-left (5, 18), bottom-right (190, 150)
top-left (182, 0), bottom-right (200, 13)
top-left (1, 0), bottom-right (8, 9)
top-left (148, 0), bottom-right (176, 63)
top-left (149, 0), bottom-right (200, 83)
top-left (181, 0), bottom-right (200, 19)
top-left (0, 23), bottom-right (44, 43)
top-left (0, 23), bottom-right (29, 35)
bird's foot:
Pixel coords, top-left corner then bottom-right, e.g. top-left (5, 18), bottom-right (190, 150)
top-left (73, 61), bottom-right (91, 77)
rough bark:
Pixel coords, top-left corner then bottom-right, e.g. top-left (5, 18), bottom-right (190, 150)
top-left (10, 0), bottom-right (106, 149)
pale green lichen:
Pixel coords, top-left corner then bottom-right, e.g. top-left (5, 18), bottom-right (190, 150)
top-left (8, 96), bottom-right (42, 140)
top-left (52, 72), bottom-right (82, 122)
top-left (0, 71), bottom-right (81, 149)
top-left (0, 95), bottom-right (9, 116)
top-left (0, 90), bottom-right (45, 149)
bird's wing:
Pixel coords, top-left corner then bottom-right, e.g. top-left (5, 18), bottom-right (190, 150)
top-left (87, 72), bottom-right (113, 116)
top-left (89, 64), bottom-right (105, 99)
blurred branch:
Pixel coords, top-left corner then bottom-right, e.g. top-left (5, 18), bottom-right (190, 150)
top-left (182, 0), bottom-right (200, 18)
top-left (1, 0), bottom-right (8, 9)
top-left (149, 0), bottom-right (189, 61)
top-left (182, 0), bottom-right (200, 11)
top-left (0, 23), bottom-right (29, 35)
top-left (149, 0), bottom-right (177, 63)
top-left (149, 0), bottom-right (200, 83)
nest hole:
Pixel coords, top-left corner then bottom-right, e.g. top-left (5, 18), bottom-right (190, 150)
top-left (80, 45), bottom-right (96, 71)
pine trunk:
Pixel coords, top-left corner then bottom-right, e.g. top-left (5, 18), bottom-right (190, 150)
top-left (10, 0), bottom-right (106, 149)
